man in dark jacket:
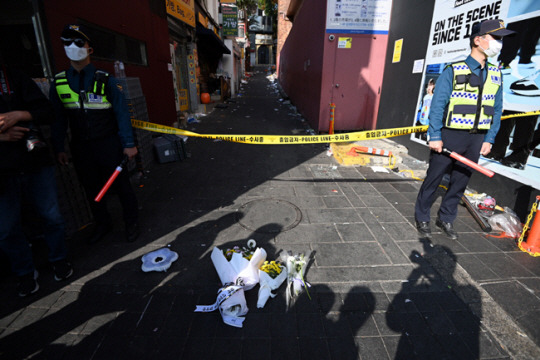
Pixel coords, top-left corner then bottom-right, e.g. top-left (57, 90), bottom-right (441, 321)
top-left (50, 24), bottom-right (139, 243)
top-left (0, 64), bottom-right (73, 297)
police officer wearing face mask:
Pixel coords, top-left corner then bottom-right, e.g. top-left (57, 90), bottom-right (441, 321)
top-left (414, 19), bottom-right (515, 240)
top-left (50, 24), bottom-right (139, 244)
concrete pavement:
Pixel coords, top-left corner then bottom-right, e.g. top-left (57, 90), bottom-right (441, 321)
top-left (1, 70), bottom-right (540, 359)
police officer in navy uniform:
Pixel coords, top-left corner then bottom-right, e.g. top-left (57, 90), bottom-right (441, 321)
top-left (51, 24), bottom-right (139, 243)
top-left (415, 19), bottom-right (515, 240)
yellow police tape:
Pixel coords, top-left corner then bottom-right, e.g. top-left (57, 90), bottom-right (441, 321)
top-left (501, 109), bottom-right (540, 120)
top-left (131, 110), bottom-right (539, 145)
top-left (132, 120), bottom-right (427, 145)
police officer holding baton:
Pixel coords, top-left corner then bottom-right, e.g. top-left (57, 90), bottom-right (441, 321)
top-left (51, 24), bottom-right (139, 243)
top-left (415, 19), bottom-right (515, 240)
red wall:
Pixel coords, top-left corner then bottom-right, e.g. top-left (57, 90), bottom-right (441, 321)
top-left (278, 0), bottom-right (326, 129)
top-left (319, 33), bottom-right (389, 131)
top-left (43, 0), bottom-right (177, 126)
top-left (279, 1), bottom-right (389, 132)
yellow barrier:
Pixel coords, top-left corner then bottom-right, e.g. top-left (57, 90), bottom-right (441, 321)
top-left (132, 110), bottom-right (540, 145)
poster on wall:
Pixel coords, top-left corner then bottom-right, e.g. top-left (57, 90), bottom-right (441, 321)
top-left (325, 0), bottom-right (392, 34)
top-left (411, 0), bottom-right (540, 188)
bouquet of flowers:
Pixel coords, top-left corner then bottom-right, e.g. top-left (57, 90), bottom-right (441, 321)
top-left (257, 260), bottom-right (287, 308)
top-left (195, 239), bottom-right (266, 327)
top-left (281, 251), bottom-right (312, 308)
top-left (194, 283), bottom-right (248, 328)
top-left (211, 239), bottom-right (266, 291)
top-left (222, 240), bottom-right (256, 261)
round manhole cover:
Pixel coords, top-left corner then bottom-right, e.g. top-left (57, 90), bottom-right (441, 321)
top-left (236, 199), bottom-right (302, 233)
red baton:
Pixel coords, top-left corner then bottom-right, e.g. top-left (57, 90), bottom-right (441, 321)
top-left (442, 148), bottom-right (494, 178)
top-left (95, 156), bottom-right (129, 202)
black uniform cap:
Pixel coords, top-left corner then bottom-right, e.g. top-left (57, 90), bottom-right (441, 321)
top-left (61, 24), bottom-right (91, 44)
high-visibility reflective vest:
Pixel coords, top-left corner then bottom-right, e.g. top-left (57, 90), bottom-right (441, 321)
top-left (54, 70), bottom-right (118, 140)
top-left (445, 61), bottom-right (501, 131)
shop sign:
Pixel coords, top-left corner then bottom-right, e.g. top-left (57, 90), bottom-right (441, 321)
top-left (166, 0), bottom-right (195, 28)
top-left (199, 13), bottom-right (209, 28)
top-left (222, 5), bottom-right (238, 37)
top-left (255, 34), bottom-right (272, 45)
top-left (179, 89), bottom-right (189, 111)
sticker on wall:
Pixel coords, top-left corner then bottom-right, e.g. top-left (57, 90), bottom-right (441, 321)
top-left (412, 59), bottom-right (424, 74)
top-left (338, 37), bottom-right (352, 49)
top-left (392, 38), bottom-right (403, 63)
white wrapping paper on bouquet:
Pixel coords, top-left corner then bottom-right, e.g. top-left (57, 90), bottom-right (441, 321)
top-left (210, 246), bottom-right (267, 291)
top-left (281, 251), bottom-right (312, 308)
top-left (194, 284), bottom-right (248, 328)
top-left (257, 266), bottom-right (287, 308)
top-left (194, 245), bottom-right (267, 327)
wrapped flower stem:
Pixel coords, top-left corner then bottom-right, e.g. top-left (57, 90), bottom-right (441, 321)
top-left (195, 240), bottom-right (267, 327)
top-left (257, 260), bottom-right (287, 308)
top-left (281, 251), bottom-right (312, 308)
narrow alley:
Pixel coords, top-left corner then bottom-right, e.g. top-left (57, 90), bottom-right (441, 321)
top-left (1, 71), bottom-right (539, 360)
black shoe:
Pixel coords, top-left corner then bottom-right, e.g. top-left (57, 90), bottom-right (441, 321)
top-left (52, 259), bottom-right (73, 281)
top-left (18, 270), bottom-right (39, 297)
top-left (484, 152), bottom-right (504, 161)
top-left (500, 149), bottom-right (529, 170)
top-left (500, 158), bottom-right (526, 170)
top-left (416, 221), bottom-right (432, 239)
top-left (125, 223), bottom-right (140, 243)
top-left (436, 219), bottom-right (458, 240)
top-left (87, 223), bottom-right (113, 244)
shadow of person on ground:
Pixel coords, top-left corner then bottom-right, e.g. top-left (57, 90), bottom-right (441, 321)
top-left (0, 212), bottom-right (241, 359)
top-left (386, 239), bottom-right (481, 359)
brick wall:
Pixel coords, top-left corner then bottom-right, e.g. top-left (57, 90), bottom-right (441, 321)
top-left (276, 0), bottom-right (293, 75)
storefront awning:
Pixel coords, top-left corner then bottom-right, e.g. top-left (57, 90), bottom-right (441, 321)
top-left (196, 24), bottom-right (231, 55)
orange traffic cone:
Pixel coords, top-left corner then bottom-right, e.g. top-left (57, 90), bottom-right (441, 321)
top-left (519, 196), bottom-right (540, 256)
top-left (347, 146), bottom-right (393, 157)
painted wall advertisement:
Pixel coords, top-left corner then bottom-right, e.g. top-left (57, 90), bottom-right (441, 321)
top-left (412, 0), bottom-right (540, 188)
top-left (326, 0), bottom-right (392, 34)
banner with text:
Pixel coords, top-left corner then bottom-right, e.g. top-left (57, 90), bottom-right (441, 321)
top-left (326, 0), bottom-right (392, 34)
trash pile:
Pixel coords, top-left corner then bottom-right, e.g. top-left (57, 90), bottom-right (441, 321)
top-left (464, 192), bottom-right (522, 238)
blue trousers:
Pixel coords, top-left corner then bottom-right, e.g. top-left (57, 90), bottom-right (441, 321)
top-left (0, 166), bottom-right (67, 277)
top-left (415, 128), bottom-right (485, 223)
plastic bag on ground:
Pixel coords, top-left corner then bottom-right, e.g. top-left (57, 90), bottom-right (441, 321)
top-left (488, 207), bottom-right (522, 238)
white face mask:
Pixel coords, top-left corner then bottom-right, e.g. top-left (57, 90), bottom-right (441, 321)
top-left (480, 39), bottom-right (503, 58)
top-left (64, 44), bottom-right (88, 61)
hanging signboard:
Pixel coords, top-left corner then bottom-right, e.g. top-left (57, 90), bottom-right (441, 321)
top-left (222, 5), bottom-right (238, 37)
top-left (165, 0), bottom-right (195, 28)
top-left (325, 0), bottom-right (392, 34)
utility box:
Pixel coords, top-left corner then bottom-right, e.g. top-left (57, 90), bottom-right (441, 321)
top-left (153, 135), bottom-right (186, 163)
